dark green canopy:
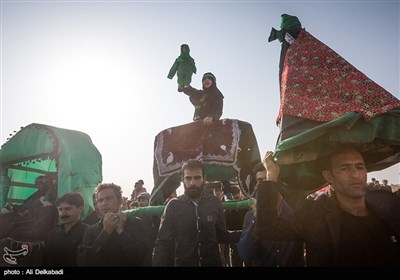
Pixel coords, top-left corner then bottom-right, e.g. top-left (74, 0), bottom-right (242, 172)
top-left (0, 123), bottom-right (102, 217)
top-left (275, 110), bottom-right (400, 193)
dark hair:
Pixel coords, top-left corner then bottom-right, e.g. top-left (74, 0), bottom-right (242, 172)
top-left (321, 144), bottom-right (364, 171)
top-left (253, 162), bottom-right (266, 174)
top-left (35, 175), bottom-right (46, 185)
top-left (95, 183), bottom-right (123, 201)
top-left (181, 159), bottom-right (206, 177)
top-left (202, 72), bottom-right (216, 82)
top-left (231, 185), bottom-right (241, 195)
top-left (56, 192), bottom-right (84, 208)
top-left (137, 192), bottom-right (150, 200)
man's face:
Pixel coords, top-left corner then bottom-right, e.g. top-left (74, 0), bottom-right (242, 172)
top-left (256, 170), bottom-right (267, 184)
top-left (183, 168), bottom-right (205, 199)
top-left (214, 187), bottom-right (224, 200)
top-left (97, 188), bottom-right (121, 216)
top-left (323, 149), bottom-right (367, 199)
top-left (138, 197), bottom-right (149, 207)
top-left (58, 202), bottom-right (83, 227)
top-left (252, 170), bottom-right (267, 194)
top-left (35, 177), bottom-right (47, 190)
top-left (233, 191), bottom-right (241, 200)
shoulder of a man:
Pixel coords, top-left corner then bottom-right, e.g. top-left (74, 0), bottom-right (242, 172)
top-left (46, 224), bottom-right (63, 237)
top-left (126, 215), bottom-right (144, 225)
top-left (202, 192), bottom-right (221, 203)
top-left (366, 189), bottom-right (400, 213)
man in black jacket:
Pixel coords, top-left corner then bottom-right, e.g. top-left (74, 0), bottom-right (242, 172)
top-left (43, 192), bottom-right (88, 266)
top-left (257, 145), bottom-right (400, 266)
top-left (77, 183), bottom-right (148, 266)
top-left (153, 159), bottom-right (241, 267)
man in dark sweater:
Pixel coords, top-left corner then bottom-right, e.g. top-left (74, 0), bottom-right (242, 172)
top-left (77, 183), bottom-right (148, 266)
top-left (43, 192), bottom-right (88, 266)
top-left (257, 145), bottom-right (400, 266)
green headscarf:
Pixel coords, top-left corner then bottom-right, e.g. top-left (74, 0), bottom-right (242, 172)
top-left (268, 14), bottom-right (302, 42)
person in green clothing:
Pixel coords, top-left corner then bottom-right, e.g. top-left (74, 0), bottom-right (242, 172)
top-left (168, 44), bottom-right (197, 92)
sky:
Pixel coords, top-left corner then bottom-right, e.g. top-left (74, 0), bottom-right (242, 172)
top-left (1, 0), bottom-right (399, 197)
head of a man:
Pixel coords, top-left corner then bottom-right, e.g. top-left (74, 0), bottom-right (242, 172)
top-left (55, 192), bottom-right (84, 229)
top-left (182, 159), bottom-right (206, 200)
top-left (35, 175), bottom-right (49, 193)
top-left (231, 185), bottom-right (242, 200)
top-left (322, 145), bottom-right (367, 200)
top-left (213, 184), bottom-right (224, 200)
top-left (253, 162), bottom-right (267, 184)
top-left (95, 183), bottom-right (123, 216)
top-left (134, 180), bottom-right (144, 190)
top-left (137, 192), bottom-right (150, 207)
top-left (251, 163), bottom-right (266, 196)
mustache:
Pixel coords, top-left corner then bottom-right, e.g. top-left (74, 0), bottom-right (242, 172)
top-left (186, 186), bottom-right (202, 192)
top-left (60, 215), bottom-right (70, 220)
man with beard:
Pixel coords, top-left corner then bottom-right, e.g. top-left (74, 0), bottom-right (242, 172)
top-left (152, 159), bottom-right (242, 267)
top-left (77, 183), bottom-right (148, 266)
top-left (43, 192), bottom-right (88, 266)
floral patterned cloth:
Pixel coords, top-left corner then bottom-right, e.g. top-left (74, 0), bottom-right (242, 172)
top-left (278, 29), bottom-right (400, 124)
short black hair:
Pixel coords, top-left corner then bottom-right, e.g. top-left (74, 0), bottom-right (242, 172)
top-left (181, 159), bottom-right (206, 177)
top-left (56, 192), bottom-right (84, 208)
top-left (321, 144), bottom-right (364, 171)
top-left (231, 185), bottom-right (241, 195)
top-left (253, 162), bottom-right (266, 174)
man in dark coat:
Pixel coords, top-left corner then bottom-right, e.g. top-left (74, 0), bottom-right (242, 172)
top-left (77, 183), bottom-right (148, 266)
top-left (153, 159), bottom-right (241, 267)
top-left (43, 192), bottom-right (88, 266)
top-left (257, 145), bottom-right (400, 266)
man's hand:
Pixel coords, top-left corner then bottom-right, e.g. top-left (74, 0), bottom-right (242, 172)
top-left (115, 211), bottom-right (127, 235)
top-left (263, 151), bottom-right (280, 182)
top-left (103, 212), bottom-right (119, 234)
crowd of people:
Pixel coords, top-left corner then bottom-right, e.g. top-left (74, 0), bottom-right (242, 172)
top-left (3, 145), bottom-right (398, 267)
top-left (2, 55), bottom-right (400, 267)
